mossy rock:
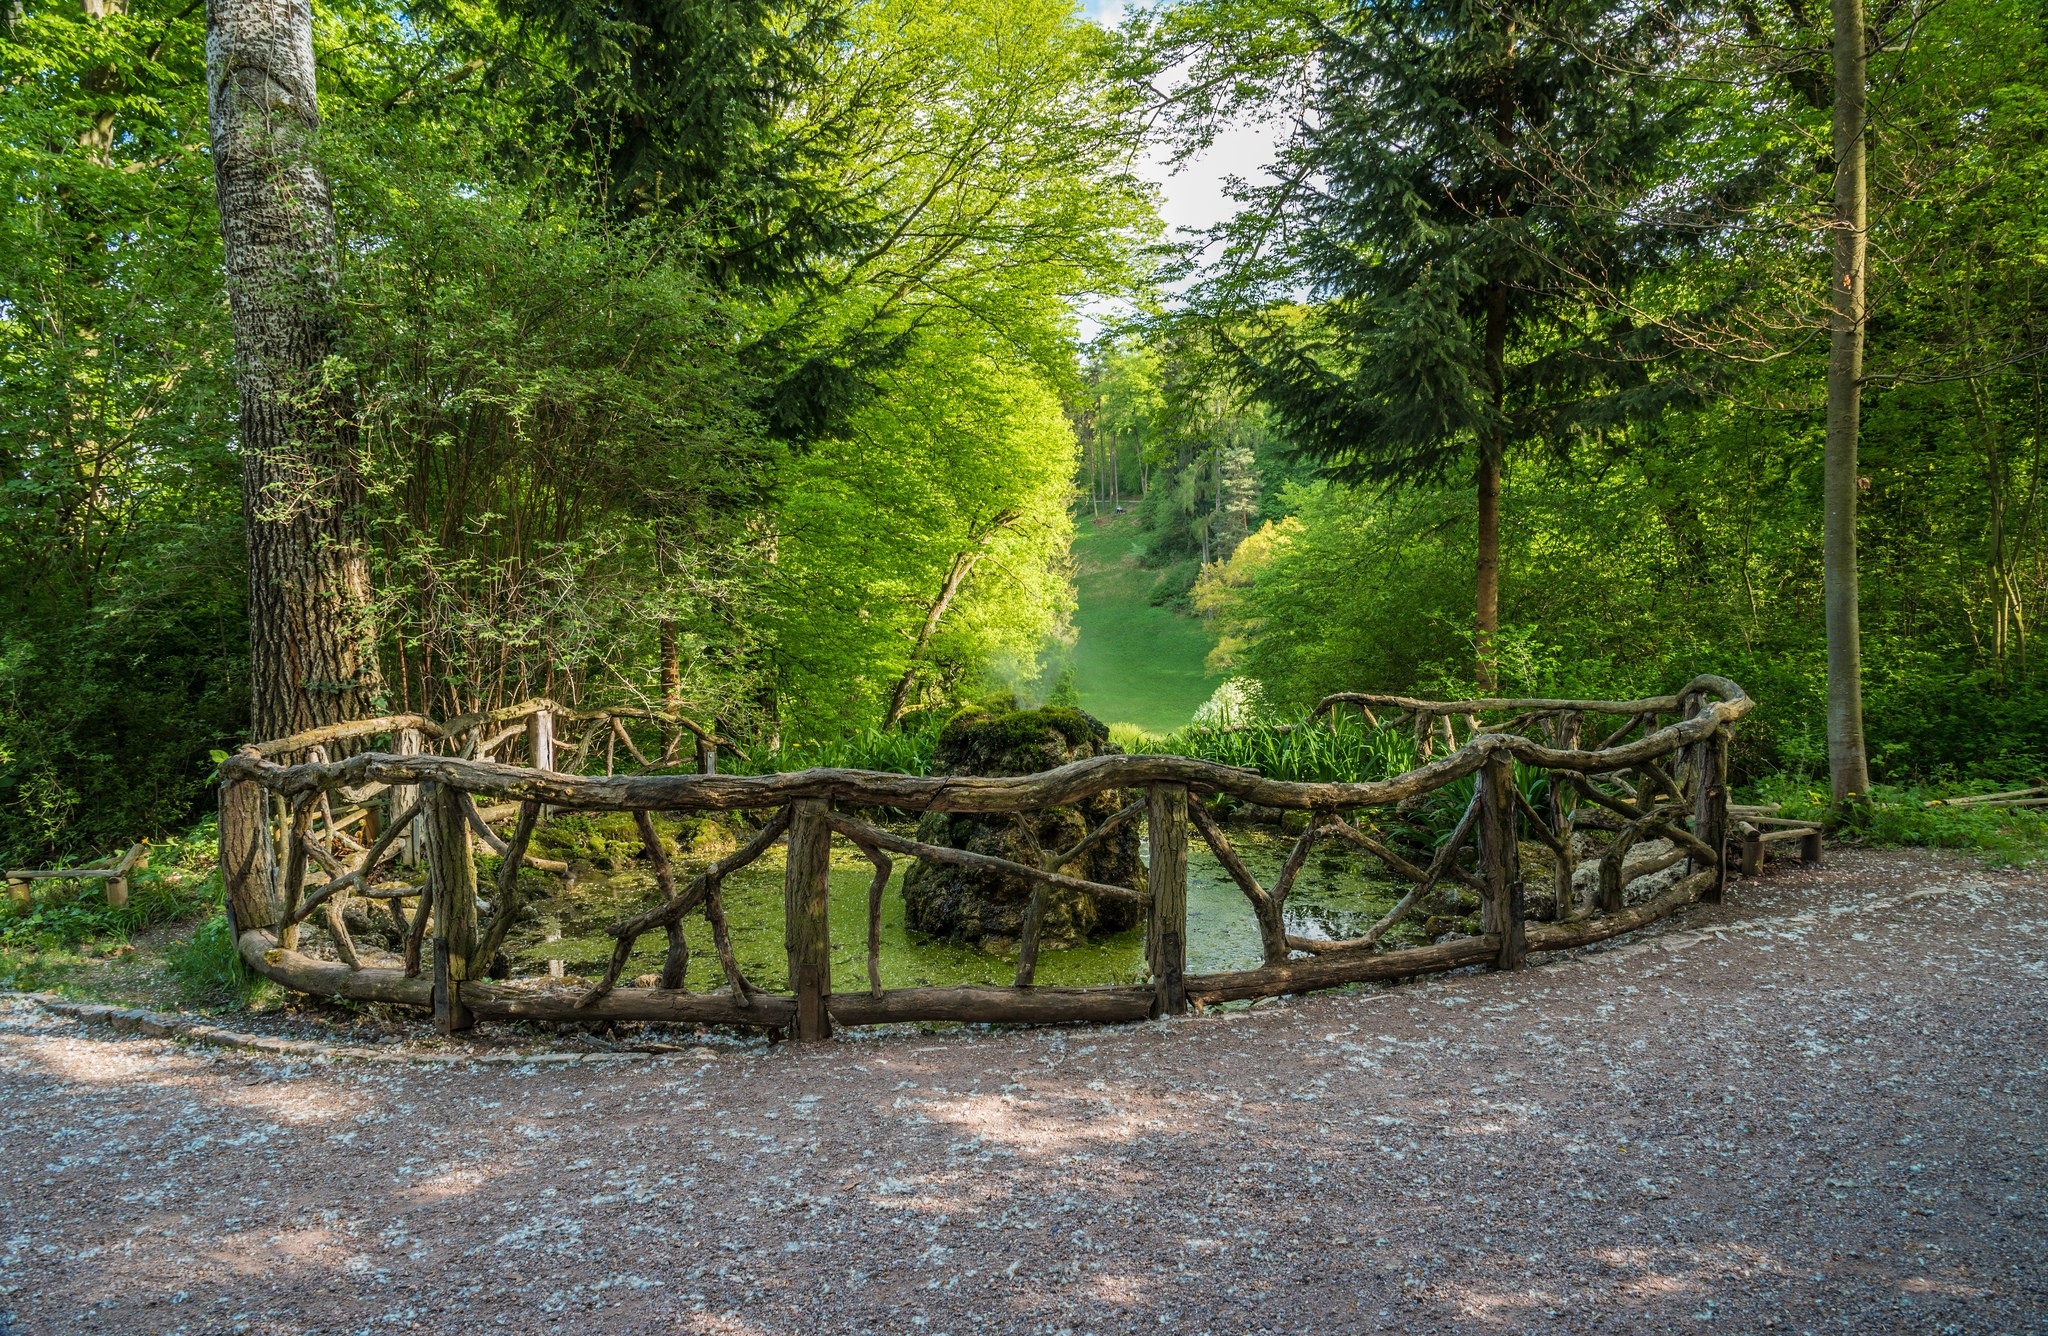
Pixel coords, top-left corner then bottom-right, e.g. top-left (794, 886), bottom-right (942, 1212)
top-left (902, 703), bottom-right (1144, 951)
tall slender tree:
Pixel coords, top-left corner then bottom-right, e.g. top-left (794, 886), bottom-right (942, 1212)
top-left (206, 0), bottom-right (381, 739)
top-left (1824, 0), bottom-right (1871, 798)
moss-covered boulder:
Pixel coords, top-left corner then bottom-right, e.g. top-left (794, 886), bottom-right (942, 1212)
top-left (901, 701), bottom-right (1145, 951)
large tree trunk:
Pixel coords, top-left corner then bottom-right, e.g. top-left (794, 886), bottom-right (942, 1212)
top-left (207, 0), bottom-right (381, 743)
top-left (1824, 0), bottom-right (1871, 800)
top-left (1476, 282), bottom-right (1508, 693)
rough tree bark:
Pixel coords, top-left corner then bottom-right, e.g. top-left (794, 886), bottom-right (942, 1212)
top-left (1824, 0), bottom-right (1871, 801)
top-left (207, 0), bottom-right (382, 743)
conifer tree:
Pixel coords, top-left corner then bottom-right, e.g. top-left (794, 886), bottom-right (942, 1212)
top-left (1166, 0), bottom-right (1708, 687)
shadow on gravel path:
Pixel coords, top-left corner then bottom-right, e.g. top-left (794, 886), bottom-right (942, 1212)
top-left (2, 848), bottom-right (2042, 1336)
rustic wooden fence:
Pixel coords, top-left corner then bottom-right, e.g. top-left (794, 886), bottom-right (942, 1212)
top-left (215, 676), bottom-right (1756, 1040)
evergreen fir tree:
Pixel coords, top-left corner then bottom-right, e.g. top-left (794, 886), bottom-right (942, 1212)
top-left (1197, 0), bottom-right (1710, 686)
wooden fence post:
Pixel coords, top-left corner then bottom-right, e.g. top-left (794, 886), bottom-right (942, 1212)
top-left (1549, 711), bottom-right (1581, 921)
top-left (218, 775), bottom-right (278, 938)
top-left (527, 708), bottom-right (554, 772)
top-left (424, 782), bottom-right (477, 1034)
top-left (784, 797), bottom-right (833, 1042)
top-left (1694, 725), bottom-right (1730, 904)
top-left (1146, 784), bottom-right (1190, 1018)
top-left (392, 726), bottom-right (422, 866)
top-left (1740, 825), bottom-right (1764, 877)
top-left (1478, 750), bottom-right (1525, 970)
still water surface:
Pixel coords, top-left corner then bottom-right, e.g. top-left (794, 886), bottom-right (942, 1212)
top-left (512, 826), bottom-right (1406, 993)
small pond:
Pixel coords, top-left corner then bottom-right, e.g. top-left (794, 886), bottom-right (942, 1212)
top-left (503, 823), bottom-right (1413, 993)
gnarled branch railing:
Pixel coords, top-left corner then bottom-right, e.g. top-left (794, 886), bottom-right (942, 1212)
top-left (216, 675), bottom-right (1756, 1040)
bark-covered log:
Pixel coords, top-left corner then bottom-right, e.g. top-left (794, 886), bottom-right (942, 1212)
top-left (237, 929), bottom-right (433, 1005)
top-left (1146, 784), bottom-right (1189, 1017)
top-left (1525, 870), bottom-right (1714, 951)
top-left (221, 682), bottom-right (1750, 816)
top-left (828, 985), bottom-right (1156, 1026)
top-left (1312, 677), bottom-right (1736, 720)
top-left (463, 984), bottom-right (796, 1027)
top-left (1186, 934), bottom-right (1502, 1004)
top-left (785, 798), bottom-right (833, 1042)
top-left (1477, 753), bottom-right (1524, 970)
top-left (423, 783), bottom-right (477, 1032)
top-left (251, 714), bottom-right (444, 759)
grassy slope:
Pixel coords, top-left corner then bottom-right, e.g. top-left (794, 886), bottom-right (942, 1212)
top-left (1069, 513), bottom-right (1221, 735)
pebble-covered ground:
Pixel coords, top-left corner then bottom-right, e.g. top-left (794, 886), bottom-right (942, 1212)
top-left (2, 848), bottom-right (2043, 1336)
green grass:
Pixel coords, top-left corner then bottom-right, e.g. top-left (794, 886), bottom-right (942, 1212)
top-left (1069, 514), bottom-right (1222, 736)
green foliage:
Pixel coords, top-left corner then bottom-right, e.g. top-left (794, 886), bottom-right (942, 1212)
top-left (330, 106), bottom-right (769, 722)
top-left (1152, 710), bottom-right (1417, 785)
top-left (1746, 778), bottom-right (2048, 866)
top-left (165, 910), bottom-right (264, 1006)
top-left (732, 719), bottom-right (946, 775)
top-left (0, 821), bottom-right (220, 951)
top-left (1146, 559), bottom-right (1200, 610)
top-left (0, 0), bottom-right (246, 865)
top-left (770, 329), bottom-right (1081, 736)
top-left (1154, 0), bottom-right (1716, 488)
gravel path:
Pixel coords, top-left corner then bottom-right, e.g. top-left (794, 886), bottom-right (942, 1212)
top-left (3, 848), bottom-right (2044, 1336)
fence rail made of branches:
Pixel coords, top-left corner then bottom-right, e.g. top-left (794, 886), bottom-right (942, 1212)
top-left (215, 676), bottom-right (1758, 1038)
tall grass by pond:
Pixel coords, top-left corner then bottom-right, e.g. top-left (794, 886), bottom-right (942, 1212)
top-left (1136, 709), bottom-right (1421, 785)
top-left (729, 721), bottom-right (946, 776)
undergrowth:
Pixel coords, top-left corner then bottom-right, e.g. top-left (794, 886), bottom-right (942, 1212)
top-left (1745, 776), bottom-right (2048, 865)
top-left (731, 719), bottom-right (947, 776)
top-left (1127, 711), bottom-right (1422, 785)
top-left (0, 817), bottom-right (268, 1005)
top-left (0, 818), bottom-right (220, 952)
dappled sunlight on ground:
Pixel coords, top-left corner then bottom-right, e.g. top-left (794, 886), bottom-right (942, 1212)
top-left (1, 849), bottom-right (2043, 1334)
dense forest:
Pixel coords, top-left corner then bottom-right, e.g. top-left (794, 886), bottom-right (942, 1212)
top-left (4, 0), bottom-right (2045, 866)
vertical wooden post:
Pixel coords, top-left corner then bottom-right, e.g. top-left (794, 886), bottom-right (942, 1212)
top-left (105, 874), bottom-right (129, 910)
top-left (218, 773), bottom-right (278, 938)
top-left (1478, 750), bottom-right (1525, 970)
top-left (1694, 726), bottom-right (1730, 904)
top-left (1146, 784), bottom-right (1190, 1017)
top-left (7, 879), bottom-right (28, 910)
top-left (527, 708), bottom-right (554, 772)
top-left (277, 800), bottom-right (312, 952)
top-left (1548, 711), bottom-right (1581, 921)
top-left (392, 726), bottom-right (422, 866)
top-left (424, 782), bottom-right (477, 1034)
top-left (1740, 826), bottom-right (1764, 878)
top-left (1801, 829), bottom-right (1823, 866)
top-left (783, 797), bottom-right (833, 1042)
